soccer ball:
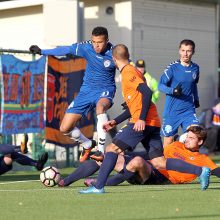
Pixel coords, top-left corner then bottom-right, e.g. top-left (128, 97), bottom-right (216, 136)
top-left (40, 166), bottom-right (61, 187)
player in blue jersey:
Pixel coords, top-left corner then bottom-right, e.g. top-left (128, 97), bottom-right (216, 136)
top-left (29, 27), bottom-right (116, 162)
top-left (158, 39), bottom-right (200, 147)
top-left (0, 137), bottom-right (48, 175)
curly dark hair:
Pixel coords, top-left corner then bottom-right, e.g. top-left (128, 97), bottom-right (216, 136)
top-left (186, 125), bottom-right (207, 143)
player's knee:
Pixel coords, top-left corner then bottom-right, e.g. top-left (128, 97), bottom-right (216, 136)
top-left (59, 124), bottom-right (68, 134)
top-left (128, 156), bottom-right (144, 170)
top-left (4, 155), bottom-right (12, 165)
top-left (105, 143), bottom-right (119, 153)
top-left (151, 157), bottom-right (166, 170)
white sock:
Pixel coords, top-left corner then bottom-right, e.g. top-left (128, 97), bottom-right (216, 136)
top-left (68, 127), bottom-right (92, 149)
top-left (97, 113), bottom-right (108, 153)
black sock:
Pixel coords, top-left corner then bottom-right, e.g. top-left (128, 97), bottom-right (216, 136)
top-left (95, 152), bottom-right (118, 189)
top-left (106, 168), bottom-right (135, 186)
top-left (10, 152), bottom-right (37, 167)
top-left (166, 158), bottom-right (202, 176)
top-left (64, 160), bottom-right (100, 186)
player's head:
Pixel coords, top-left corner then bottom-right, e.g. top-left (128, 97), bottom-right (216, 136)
top-left (179, 39), bottom-right (195, 64)
top-left (185, 125), bottom-right (207, 151)
top-left (135, 59), bottom-right (145, 75)
top-left (91, 26), bottom-right (109, 54)
top-left (112, 44), bottom-right (130, 69)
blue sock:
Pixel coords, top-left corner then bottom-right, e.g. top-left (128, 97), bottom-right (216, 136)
top-left (166, 158), bottom-right (202, 176)
top-left (95, 152), bottom-right (118, 189)
top-left (106, 167), bottom-right (135, 186)
top-left (64, 160), bottom-right (100, 186)
top-left (10, 152), bottom-right (37, 167)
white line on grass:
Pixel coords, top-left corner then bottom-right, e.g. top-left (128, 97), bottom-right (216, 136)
top-left (0, 180), bottom-right (40, 184)
top-left (0, 184), bottom-right (219, 192)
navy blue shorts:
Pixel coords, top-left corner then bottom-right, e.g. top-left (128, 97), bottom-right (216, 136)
top-left (113, 124), bottom-right (163, 160)
top-left (66, 85), bottom-right (116, 117)
top-left (160, 112), bottom-right (199, 137)
top-left (0, 156), bottom-right (12, 175)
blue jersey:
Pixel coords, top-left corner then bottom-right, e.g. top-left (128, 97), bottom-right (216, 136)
top-left (158, 60), bottom-right (199, 117)
top-left (42, 41), bottom-right (116, 90)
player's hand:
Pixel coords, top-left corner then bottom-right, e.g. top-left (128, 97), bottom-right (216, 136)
top-left (121, 102), bottom-right (128, 110)
top-left (103, 120), bottom-right (117, 132)
top-left (29, 45), bottom-right (42, 55)
top-left (194, 100), bottom-right (200, 108)
top-left (133, 120), bottom-right (146, 132)
top-left (173, 84), bottom-right (182, 96)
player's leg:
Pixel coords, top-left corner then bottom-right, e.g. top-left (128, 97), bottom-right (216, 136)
top-left (79, 124), bottom-right (143, 194)
top-left (151, 156), bottom-right (210, 190)
top-left (105, 156), bottom-right (151, 186)
top-left (160, 117), bottom-right (180, 147)
top-left (58, 160), bottom-right (100, 187)
top-left (61, 94), bottom-right (95, 163)
top-left (11, 152), bottom-right (48, 171)
top-left (90, 88), bottom-right (115, 162)
top-left (0, 155), bottom-right (13, 175)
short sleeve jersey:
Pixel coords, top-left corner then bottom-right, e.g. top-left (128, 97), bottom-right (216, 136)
top-left (121, 64), bottom-right (161, 127)
top-left (158, 142), bottom-right (218, 184)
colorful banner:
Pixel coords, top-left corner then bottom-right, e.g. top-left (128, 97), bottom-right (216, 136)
top-left (45, 56), bottom-right (94, 147)
top-left (0, 55), bottom-right (46, 134)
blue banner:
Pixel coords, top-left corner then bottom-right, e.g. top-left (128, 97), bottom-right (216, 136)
top-left (0, 55), bottom-right (46, 134)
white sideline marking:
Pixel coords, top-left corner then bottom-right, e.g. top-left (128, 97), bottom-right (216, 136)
top-left (0, 183), bottom-right (219, 192)
top-left (0, 180), bottom-right (39, 184)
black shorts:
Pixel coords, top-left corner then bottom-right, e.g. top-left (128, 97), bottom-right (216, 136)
top-left (113, 124), bottom-right (163, 159)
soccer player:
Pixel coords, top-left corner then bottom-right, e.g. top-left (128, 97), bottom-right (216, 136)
top-left (29, 26), bottom-right (116, 163)
top-left (79, 44), bottom-right (210, 194)
top-left (135, 59), bottom-right (160, 104)
top-left (0, 139), bottom-right (48, 175)
top-left (158, 39), bottom-right (200, 147)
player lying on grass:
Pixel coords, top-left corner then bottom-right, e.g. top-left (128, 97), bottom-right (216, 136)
top-left (84, 125), bottom-right (220, 186)
top-left (58, 125), bottom-right (219, 187)
top-left (0, 136), bottom-right (48, 175)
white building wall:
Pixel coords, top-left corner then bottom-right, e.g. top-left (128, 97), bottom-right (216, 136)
top-left (0, 0), bottom-right (80, 54)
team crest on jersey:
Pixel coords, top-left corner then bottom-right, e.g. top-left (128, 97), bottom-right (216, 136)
top-left (189, 156), bottom-right (195, 160)
top-left (101, 91), bottom-right (110, 97)
top-left (192, 72), bottom-right (197, 79)
top-left (104, 60), bottom-right (111, 67)
top-left (164, 125), bottom-right (172, 133)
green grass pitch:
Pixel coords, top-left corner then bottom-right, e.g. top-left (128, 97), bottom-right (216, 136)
top-left (0, 166), bottom-right (220, 220)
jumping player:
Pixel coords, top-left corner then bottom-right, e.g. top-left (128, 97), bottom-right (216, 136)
top-left (79, 44), bottom-right (210, 194)
top-left (158, 39), bottom-right (200, 147)
top-left (29, 27), bottom-right (116, 162)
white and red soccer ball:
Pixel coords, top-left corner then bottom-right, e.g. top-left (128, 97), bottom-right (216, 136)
top-left (40, 166), bottom-right (61, 187)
